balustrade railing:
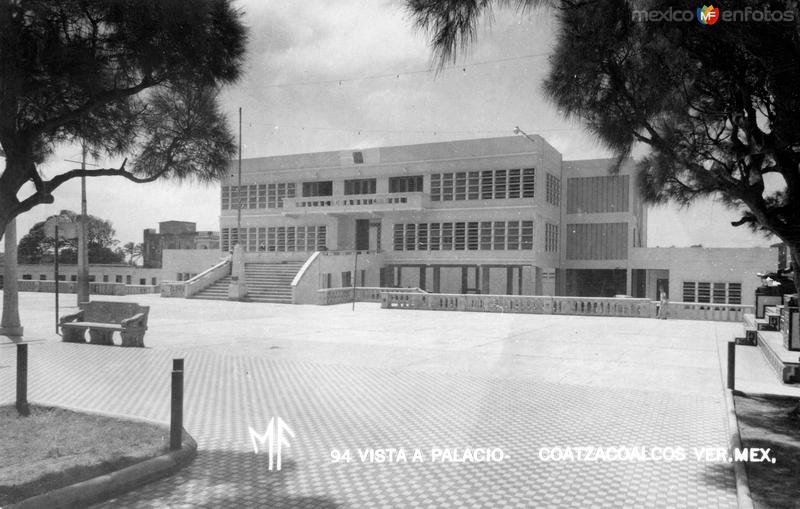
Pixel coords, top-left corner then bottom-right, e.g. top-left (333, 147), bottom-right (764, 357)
top-left (664, 301), bottom-right (753, 322)
top-left (182, 257), bottom-right (232, 298)
top-left (318, 287), bottom-right (425, 305)
top-left (381, 292), bottom-right (655, 318)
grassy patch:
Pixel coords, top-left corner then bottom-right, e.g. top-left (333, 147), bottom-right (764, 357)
top-left (0, 405), bottom-right (168, 506)
top-left (734, 393), bottom-right (800, 509)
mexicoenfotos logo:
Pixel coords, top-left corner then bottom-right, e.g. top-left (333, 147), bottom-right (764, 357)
top-left (632, 4), bottom-right (794, 23)
top-left (696, 5), bottom-right (719, 25)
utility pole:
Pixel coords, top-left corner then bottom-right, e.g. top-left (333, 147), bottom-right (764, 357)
top-left (236, 107), bottom-right (242, 246)
top-left (77, 144), bottom-right (90, 305)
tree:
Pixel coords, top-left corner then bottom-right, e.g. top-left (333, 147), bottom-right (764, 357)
top-left (17, 210), bottom-right (124, 264)
top-left (0, 0), bottom-right (247, 240)
top-left (407, 0), bottom-right (800, 289)
top-left (122, 241), bottom-right (144, 266)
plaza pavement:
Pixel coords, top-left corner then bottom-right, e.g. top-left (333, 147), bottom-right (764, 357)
top-left (0, 292), bottom-right (785, 508)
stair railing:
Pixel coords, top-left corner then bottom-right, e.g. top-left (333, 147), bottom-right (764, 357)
top-left (184, 256), bottom-right (232, 298)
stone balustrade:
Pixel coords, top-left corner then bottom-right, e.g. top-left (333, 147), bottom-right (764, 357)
top-left (380, 292), bottom-right (752, 322)
top-left (381, 292), bottom-right (656, 318)
top-left (318, 287), bottom-right (425, 305)
top-left (16, 279), bottom-right (159, 296)
top-left (664, 301), bottom-right (753, 322)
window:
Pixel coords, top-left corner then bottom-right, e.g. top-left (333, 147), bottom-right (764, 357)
top-left (277, 227), bottom-right (286, 251)
top-left (480, 170), bottom-right (493, 199)
top-left (545, 223), bottom-right (558, 252)
top-left (493, 222), bottom-right (506, 250)
top-left (393, 224), bottom-right (404, 251)
top-left (405, 224), bottom-right (416, 251)
top-left (430, 223), bottom-right (440, 250)
top-left (103, 275), bottom-right (109, 282)
top-left (250, 227), bottom-right (259, 251)
top-left (317, 226), bottom-right (327, 250)
top-left (454, 172), bottom-right (467, 200)
top-left (258, 228), bottom-right (266, 250)
top-left (454, 222), bottom-right (466, 250)
top-left (342, 271), bottom-right (352, 287)
top-left (389, 176), bottom-right (423, 193)
top-left (467, 222), bottom-right (479, 250)
top-left (258, 184), bottom-right (267, 208)
top-left (287, 227), bottom-right (296, 252)
top-left (546, 173), bottom-right (560, 205)
top-left (521, 221), bottom-right (534, 250)
top-left (697, 282), bottom-right (711, 303)
top-left (713, 283), bottom-right (726, 304)
top-left (352, 151), bottom-right (364, 164)
top-left (248, 185), bottom-right (258, 208)
top-left (468, 172), bottom-right (480, 200)
top-left (22, 274), bottom-right (32, 280)
top-left (71, 275), bottom-right (77, 282)
top-left (431, 174), bottom-right (441, 201)
top-left (507, 221), bottom-right (520, 250)
top-left (139, 278), bottom-right (146, 285)
top-left (442, 173), bottom-right (454, 201)
top-left (494, 170), bottom-right (507, 199)
top-left (40, 274), bottom-right (47, 280)
top-left (296, 226), bottom-right (306, 251)
top-left (302, 181), bottom-right (332, 197)
top-left (418, 223), bottom-right (428, 251)
top-left (683, 281), bottom-right (696, 302)
top-left (152, 277), bottom-right (157, 285)
top-left (267, 227), bottom-right (276, 252)
top-left (126, 275), bottom-right (132, 285)
top-left (508, 169), bottom-right (521, 199)
top-left (345, 178), bottom-right (376, 195)
top-left (221, 186), bottom-right (230, 209)
top-left (480, 222), bottom-right (492, 250)
top-left (441, 223), bottom-right (453, 250)
top-left (522, 168), bottom-right (536, 198)
top-left (728, 283), bottom-right (742, 304)
top-left (116, 275), bottom-right (123, 283)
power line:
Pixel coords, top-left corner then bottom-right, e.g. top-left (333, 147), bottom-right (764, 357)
top-left (253, 120), bottom-right (581, 137)
top-left (244, 52), bottom-right (550, 90)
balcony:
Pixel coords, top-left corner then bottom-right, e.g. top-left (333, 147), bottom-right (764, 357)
top-left (282, 192), bottom-right (430, 216)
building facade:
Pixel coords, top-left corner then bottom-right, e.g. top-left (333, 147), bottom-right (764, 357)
top-left (216, 135), bottom-right (775, 304)
top-left (143, 220), bottom-right (220, 268)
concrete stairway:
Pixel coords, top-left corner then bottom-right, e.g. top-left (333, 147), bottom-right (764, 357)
top-left (190, 276), bottom-right (232, 301)
top-left (244, 262), bottom-right (303, 304)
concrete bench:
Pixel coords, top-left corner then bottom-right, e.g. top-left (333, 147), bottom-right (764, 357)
top-left (60, 301), bottom-right (149, 347)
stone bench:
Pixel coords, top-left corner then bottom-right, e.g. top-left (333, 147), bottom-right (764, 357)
top-left (60, 301), bottom-right (149, 347)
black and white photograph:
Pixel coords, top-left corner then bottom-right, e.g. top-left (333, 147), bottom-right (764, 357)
top-left (1, 0), bottom-right (799, 507)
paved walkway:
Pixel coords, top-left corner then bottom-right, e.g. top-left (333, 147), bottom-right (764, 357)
top-left (0, 294), bottom-right (754, 507)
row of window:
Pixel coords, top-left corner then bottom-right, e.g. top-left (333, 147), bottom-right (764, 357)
top-left (221, 184), bottom-right (297, 210)
top-left (20, 274), bottom-right (156, 285)
top-left (393, 221), bottom-right (535, 251)
top-left (221, 226), bottom-right (327, 252)
top-left (682, 281), bottom-right (742, 304)
top-left (430, 169), bottom-right (536, 202)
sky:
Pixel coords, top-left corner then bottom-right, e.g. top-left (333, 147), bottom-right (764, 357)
top-left (7, 0), bottom-right (775, 250)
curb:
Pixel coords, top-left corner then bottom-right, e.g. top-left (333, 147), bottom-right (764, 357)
top-left (716, 338), bottom-right (755, 509)
top-left (9, 406), bottom-right (197, 509)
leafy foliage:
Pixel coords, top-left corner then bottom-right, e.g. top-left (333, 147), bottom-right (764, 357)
top-left (17, 210), bottom-right (123, 264)
top-left (0, 0), bottom-right (247, 232)
top-left (408, 0), bottom-right (800, 279)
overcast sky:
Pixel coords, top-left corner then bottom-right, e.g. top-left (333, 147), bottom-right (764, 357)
top-left (9, 0), bottom-right (774, 249)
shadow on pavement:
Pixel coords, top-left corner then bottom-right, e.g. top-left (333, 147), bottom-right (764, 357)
top-left (95, 450), bottom-right (341, 509)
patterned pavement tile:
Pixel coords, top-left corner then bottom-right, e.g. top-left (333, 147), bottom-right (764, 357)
top-left (0, 338), bottom-right (738, 509)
